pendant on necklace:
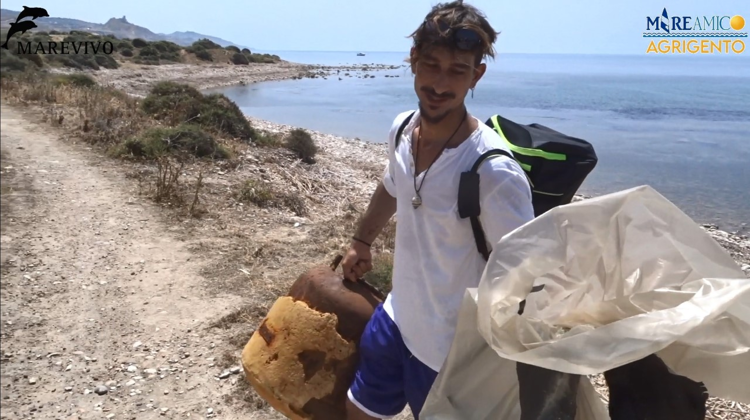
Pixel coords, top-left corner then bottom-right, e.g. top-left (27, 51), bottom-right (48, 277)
top-left (411, 195), bottom-right (422, 209)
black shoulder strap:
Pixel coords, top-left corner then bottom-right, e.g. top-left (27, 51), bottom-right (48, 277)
top-left (458, 148), bottom-right (515, 261)
top-left (394, 111), bottom-right (415, 149)
top-left (457, 148), bottom-right (543, 315)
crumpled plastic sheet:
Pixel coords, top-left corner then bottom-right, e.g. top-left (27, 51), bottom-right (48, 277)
top-left (422, 185), bottom-right (750, 419)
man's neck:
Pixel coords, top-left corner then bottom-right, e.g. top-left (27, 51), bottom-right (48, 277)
top-left (419, 106), bottom-right (472, 147)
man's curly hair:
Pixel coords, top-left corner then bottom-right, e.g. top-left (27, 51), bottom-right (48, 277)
top-left (408, 1), bottom-right (500, 66)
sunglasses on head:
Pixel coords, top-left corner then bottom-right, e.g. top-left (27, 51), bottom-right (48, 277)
top-left (423, 19), bottom-right (482, 51)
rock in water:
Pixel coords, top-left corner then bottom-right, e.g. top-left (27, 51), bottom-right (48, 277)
top-left (241, 258), bottom-right (383, 420)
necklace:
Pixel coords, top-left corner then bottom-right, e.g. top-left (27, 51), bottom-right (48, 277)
top-left (411, 109), bottom-right (468, 209)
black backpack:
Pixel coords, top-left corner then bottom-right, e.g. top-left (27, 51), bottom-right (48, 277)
top-left (394, 111), bottom-right (598, 263)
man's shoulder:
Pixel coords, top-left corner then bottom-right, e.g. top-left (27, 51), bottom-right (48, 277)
top-left (386, 110), bottom-right (418, 149)
top-left (390, 110), bottom-right (417, 135)
top-left (470, 123), bottom-right (529, 188)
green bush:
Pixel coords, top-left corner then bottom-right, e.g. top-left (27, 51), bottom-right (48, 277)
top-left (31, 34), bottom-right (50, 44)
top-left (18, 53), bottom-right (44, 68)
top-left (141, 81), bottom-right (204, 122)
top-left (191, 38), bottom-right (222, 50)
top-left (285, 128), bottom-right (318, 163)
top-left (241, 48), bottom-right (251, 54)
top-left (226, 45), bottom-right (240, 53)
top-left (152, 40), bottom-right (181, 53)
top-left (0, 52), bottom-right (28, 72)
top-left (132, 38), bottom-right (148, 48)
top-left (52, 73), bottom-right (97, 88)
top-left (116, 40), bottom-right (133, 50)
top-left (158, 51), bottom-right (181, 62)
top-left (254, 131), bottom-right (283, 147)
top-left (152, 42), bottom-right (167, 52)
top-left (120, 48), bottom-right (133, 57)
top-left (237, 179), bottom-right (307, 216)
top-left (95, 54), bottom-right (119, 69)
top-left (195, 49), bottom-right (212, 62)
top-left (52, 54), bottom-right (100, 70)
top-left (133, 56), bottom-right (160, 65)
top-left (118, 124), bottom-right (229, 159)
top-left (140, 81), bottom-right (256, 141)
top-left (199, 93), bottom-right (255, 139)
top-left (138, 46), bottom-right (158, 57)
top-left (245, 53), bottom-right (280, 64)
top-left (237, 179), bottom-right (275, 208)
top-left (231, 52), bottom-right (249, 65)
top-left (62, 35), bottom-right (84, 44)
top-left (52, 56), bottom-right (81, 70)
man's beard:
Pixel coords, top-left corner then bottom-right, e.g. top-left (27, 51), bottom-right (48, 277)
top-left (418, 102), bottom-right (453, 125)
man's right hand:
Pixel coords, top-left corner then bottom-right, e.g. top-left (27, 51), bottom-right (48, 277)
top-left (341, 240), bottom-right (373, 282)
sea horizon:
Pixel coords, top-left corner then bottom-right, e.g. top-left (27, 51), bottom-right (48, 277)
top-left (204, 52), bottom-right (750, 233)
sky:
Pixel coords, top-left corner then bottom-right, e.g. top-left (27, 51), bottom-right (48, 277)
top-left (2, 0), bottom-right (747, 54)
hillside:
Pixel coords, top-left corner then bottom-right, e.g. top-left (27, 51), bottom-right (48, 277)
top-left (0, 9), bottom-right (248, 49)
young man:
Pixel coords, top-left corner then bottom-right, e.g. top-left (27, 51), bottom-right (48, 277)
top-left (340, 2), bottom-right (537, 419)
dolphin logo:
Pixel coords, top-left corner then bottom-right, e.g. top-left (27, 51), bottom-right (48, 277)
top-left (1, 20), bottom-right (38, 49)
top-left (15, 6), bottom-right (50, 23)
top-left (660, 8), bottom-right (670, 33)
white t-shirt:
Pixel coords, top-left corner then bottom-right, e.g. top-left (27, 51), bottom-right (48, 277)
top-left (381, 109), bottom-right (535, 372)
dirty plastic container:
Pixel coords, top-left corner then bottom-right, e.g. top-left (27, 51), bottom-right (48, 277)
top-left (241, 255), bottom-right (384, 419)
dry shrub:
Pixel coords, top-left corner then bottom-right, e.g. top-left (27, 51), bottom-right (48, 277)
top-left (0, 70), bottom-right (146, 148)
top-left (237, 179), bottom-right (307, 217)
top-left (114, 124), bottom-right (231, 160)
top-left (0, 52), bottom-right (28, 72)
top-left (285, 128), bottom-right (318, 163)
top-left (154, 156), bottom-right (184, 204)
top-left (255, 130), bottom-right (284, 147)
top-left (52, 73), bottom-right (97, 88)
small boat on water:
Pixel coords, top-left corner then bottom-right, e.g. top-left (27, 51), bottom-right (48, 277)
top-left (357, 52), bottom-right (365, 56)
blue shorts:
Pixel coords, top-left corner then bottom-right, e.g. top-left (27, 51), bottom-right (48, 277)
top-left (347, 304), bottom-right (439, 419)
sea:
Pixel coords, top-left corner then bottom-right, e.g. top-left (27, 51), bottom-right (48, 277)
top-left (203, 51), bottom-right (750, 233)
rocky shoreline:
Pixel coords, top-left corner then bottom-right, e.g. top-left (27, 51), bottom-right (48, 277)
top-left (83, 59), bottom-right (750, 277)
top-left (77, 59), bottom-right (404, 98)
top-left (248, 115), bottom-right (750, 277)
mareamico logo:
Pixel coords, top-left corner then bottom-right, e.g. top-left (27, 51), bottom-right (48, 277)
top-left (1, 5), bottom-right (114, 55)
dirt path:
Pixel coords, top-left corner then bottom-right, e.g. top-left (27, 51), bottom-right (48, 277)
top-left (0, 102), bottom-right (280, 420)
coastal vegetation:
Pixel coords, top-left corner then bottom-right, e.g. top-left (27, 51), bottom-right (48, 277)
top-left (0, 28), bottom-right (281, 72)
top-left (0, 55), bottom-right (318, 220)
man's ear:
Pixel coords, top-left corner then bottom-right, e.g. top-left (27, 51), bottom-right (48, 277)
top-left (471, 62), bottom-right (487, 88)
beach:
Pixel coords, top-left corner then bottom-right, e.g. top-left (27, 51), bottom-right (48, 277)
top-left (78, 56), bottom-right (749, 277)
top-left (58, 58), bottom-right (404, 98)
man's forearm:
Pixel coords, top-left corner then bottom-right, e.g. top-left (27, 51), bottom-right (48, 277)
top-left (353, 182), bottom-right (397, 245)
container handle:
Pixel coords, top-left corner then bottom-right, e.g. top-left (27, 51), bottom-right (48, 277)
top-left (330, 254), bottom-right (386, 301)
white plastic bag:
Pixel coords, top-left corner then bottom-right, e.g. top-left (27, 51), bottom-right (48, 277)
top-left (421, 289), bottom-right (611, 420)
top-left (422, 185), bottom-right (750, 419)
